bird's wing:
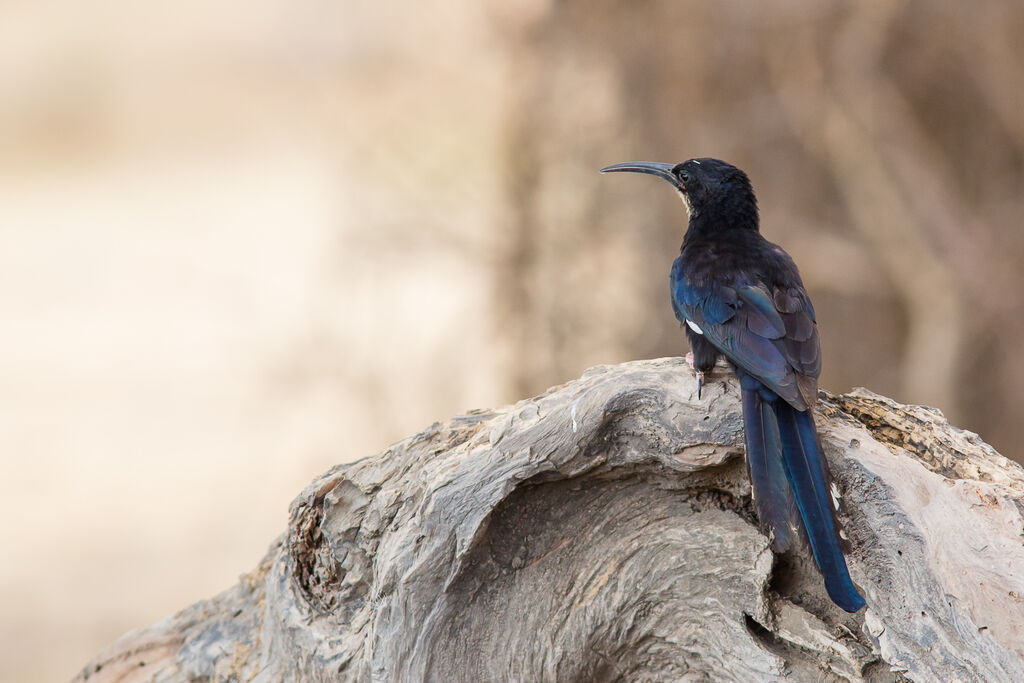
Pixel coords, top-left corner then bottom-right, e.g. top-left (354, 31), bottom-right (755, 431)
top-left (773, 285), bottom-right (820, 403)
top-left (672, 276), bottom-right (819, 409)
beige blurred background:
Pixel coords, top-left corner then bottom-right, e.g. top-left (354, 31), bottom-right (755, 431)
top-left (3, 1), bottom-right (1023, 680)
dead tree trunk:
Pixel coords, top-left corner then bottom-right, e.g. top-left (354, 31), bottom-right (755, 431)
top-left (75, 358), bottom-right (1024, 682)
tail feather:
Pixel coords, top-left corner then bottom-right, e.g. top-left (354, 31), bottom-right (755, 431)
top-left (741, 387), bottom-right (799, 552)
top-left (773, 401), bottom-right (866, 612)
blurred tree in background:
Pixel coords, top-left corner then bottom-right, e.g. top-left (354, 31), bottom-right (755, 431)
top-left (492, 0), bottom-right (1024, 458)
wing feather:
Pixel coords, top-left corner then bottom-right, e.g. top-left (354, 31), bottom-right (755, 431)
top-left (672, 270), bottom-right (819, 410)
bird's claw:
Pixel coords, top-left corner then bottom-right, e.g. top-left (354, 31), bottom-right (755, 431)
top-left (685, 353), bottom-right (705, 399)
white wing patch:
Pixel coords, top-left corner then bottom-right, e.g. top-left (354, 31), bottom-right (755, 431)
top-left (686, 319), bottom-right (704, 335)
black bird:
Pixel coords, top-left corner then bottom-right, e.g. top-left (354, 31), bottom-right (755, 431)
top-left (601, 158), bottom-right (865, 612)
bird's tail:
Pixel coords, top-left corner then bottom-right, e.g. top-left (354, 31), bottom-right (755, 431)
top-left (772, 400), bottom-right (866, 612)
top-left (741, 386), bottom-right (800, 554)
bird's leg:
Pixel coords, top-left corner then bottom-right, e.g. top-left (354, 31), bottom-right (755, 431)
top-left (684, 328), bottom-right (718, 401)
top-left (685, 352), bottom-right (706, 399)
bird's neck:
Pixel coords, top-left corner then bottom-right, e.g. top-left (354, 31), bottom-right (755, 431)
top-left (684, 195), bottom-right (759, 241)
top-left (679, 202), bottom-right (764, 272)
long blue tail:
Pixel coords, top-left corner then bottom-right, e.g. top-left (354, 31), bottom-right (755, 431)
top-left (741, 387), bottom-right (799, 553)
top-left (773, 400), bottom-right (865, 612)
top-left (741, 383), bottom-right (866, 612)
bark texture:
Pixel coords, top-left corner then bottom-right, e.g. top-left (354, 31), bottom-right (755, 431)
top-left (75, 358), bottom-right (1024, 682)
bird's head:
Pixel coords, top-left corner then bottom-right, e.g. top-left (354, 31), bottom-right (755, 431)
top-left (601, 157), bottom-right (758, 231)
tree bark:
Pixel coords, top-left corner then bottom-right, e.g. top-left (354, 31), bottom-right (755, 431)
top-left (74, 358), bottom-right (1024, 682)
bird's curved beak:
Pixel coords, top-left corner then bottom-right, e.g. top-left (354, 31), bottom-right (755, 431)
top-left (600, 161), bottom-right (682, 189)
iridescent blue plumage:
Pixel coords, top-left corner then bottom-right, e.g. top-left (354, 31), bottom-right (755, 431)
top-left (604, 157), bottom-right (865, 612)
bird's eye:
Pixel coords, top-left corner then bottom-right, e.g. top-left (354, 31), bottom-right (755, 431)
top-left (678, 171), bottom-right (691, 184)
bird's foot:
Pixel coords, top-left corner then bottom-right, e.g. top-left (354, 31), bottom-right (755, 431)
top-left (684, 353), bottom-right (705, 399)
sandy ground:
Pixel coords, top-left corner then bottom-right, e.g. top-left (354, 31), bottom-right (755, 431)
top-left (0, 154), bottom-right (502, 682)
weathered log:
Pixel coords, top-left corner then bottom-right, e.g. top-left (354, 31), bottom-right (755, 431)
top-left (74, 358), bottom-right (1024, 682)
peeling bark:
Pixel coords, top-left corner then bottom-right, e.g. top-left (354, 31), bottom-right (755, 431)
top-left (75, 359), bottom-right (1024, 682)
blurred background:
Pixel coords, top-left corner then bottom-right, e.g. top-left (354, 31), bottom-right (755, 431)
top-left (2, 0), bottom-right (1023, 680)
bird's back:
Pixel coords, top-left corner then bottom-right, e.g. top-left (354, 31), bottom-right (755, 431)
top-left (672, 232), bottom-right (821, 409)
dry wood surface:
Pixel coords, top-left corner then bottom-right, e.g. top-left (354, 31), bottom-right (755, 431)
top-left (75, 358), bottom-right (1024, 682)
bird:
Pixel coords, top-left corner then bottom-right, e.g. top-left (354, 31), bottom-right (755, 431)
top-left (600, 157), bottom-right (866, 613)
